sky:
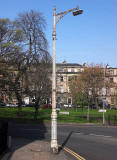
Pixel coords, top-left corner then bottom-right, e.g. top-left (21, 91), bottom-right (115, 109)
top-left (0, 0), bottom-right (117, 67)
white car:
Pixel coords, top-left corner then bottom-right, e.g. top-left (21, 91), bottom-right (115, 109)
top-left (6, 103), bottom-right (18, 107)
top-left (68, 104), bottom-right (72, 108)
top-left (64, 104), bottom-right (72, 108)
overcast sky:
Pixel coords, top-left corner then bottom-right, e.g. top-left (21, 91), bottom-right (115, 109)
top-left (0, 0), bottom-right (117, 67)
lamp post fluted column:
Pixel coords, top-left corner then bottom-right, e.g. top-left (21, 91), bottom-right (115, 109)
top-left (102, 64), bottom-right (108, 125)
top-left (103, 66), bottom-right (106, 125)
top-left (51, 6), bottom-right (83, 153)
top-left (51, 7), bottom-right (58, 153)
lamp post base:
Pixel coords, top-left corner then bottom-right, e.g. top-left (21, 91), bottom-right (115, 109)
top-left (51, 110), bottom-right (58, 153)
top-left (51, 139), bottom-right (58, 153)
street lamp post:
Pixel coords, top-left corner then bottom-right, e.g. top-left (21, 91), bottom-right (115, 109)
top-left (51, 6), bottom-right (83, 153)
top-left (102, 64), bottom-right (108, 125)
top-left (103, 66), bottom-right (106, 125)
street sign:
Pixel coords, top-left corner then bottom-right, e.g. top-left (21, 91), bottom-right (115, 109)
top-left (98, 109), bottom-right (106, 113)
top-left (59, 112), bottom-right (69, 115)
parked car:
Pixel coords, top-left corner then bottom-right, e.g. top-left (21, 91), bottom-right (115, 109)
top-left (84, 106), bottom-right (88, 108)
top-left (110, 106), bottom-right (117, 110)
top-left (69, 104), bottom-right (72, 108)
top-left (71, 105), bottom-right (81, 108)
top-left (41, 104), bottom-right (52, 108)
top-left (22, 103), bottom-right (27, 107)
top-left (6, 103), bottom-right (18, 107)
top-left (91, 104), bottom-right (97, 109)
top-left (64, 104), bottom-right (69, 108)
top-left (0, 102), bottom-right (6, 107)
top-left (64, 104), bottom-right (72, 108)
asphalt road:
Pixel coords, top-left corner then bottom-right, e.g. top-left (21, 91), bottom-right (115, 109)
top-left (8, 123), bottom-right (117, 160)
top-left (57, 124), bottom-right (117, 160)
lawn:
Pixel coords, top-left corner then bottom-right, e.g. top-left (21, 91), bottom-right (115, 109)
top-left (0, 107), bottom-right (117, 124)
top-left (0, 107), bottom-right (51, 123)
top-left (58, 108), bottom-right (117, 124)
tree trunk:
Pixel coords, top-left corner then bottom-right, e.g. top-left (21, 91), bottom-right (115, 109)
top-left (34, 98), bottom-right (40, 120)
top-left (87, 105), bottom-right (90, 122)
top-left (15, 91), bottom-right (23, 117)
top-left (34, 106), bottom-right (39, 120)
top-left (17, 105), bottom-right (22, 117)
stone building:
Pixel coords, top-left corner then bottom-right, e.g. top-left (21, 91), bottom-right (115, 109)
top-left (105, 67), bottom-right (117, 106)
top-left (1, 58), bottom-right (117, 107)
top-left (56, 61), bottom-right (86, 106)
top-left (56, 61), bottom-right (117, 107)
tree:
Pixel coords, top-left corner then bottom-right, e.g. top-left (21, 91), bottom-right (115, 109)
top-left (0, 18), bottom-right (25, 114)
top-left (0, 18), bottom-right (23, 56)
top-left (70, 64), bottom-right (105, 108)
top-left (0, 52), bottom-right (27, 116)
top-left (15, 10), bottom-right (48, 60)
top-left (114, 91), bottom-right (117, 106)
top-left (0, 10), bottom-right (51, 117)
top-left (27, 57), bottom-right (52, 120)
top-left (70, 77), bottom-right (88, 108)
top-left (14, 10), bottom-right (51, 118)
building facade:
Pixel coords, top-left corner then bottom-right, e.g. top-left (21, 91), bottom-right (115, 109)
top-left (56, 61), bottom-right (86, 106)
top-left (1, 59), bottom-right (117, 107)
top-left (56, 61), bottom-right (117, 107)
top-left (105, 67), bottom-right (117, 106)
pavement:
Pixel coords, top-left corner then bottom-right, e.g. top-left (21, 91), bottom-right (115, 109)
top-left (1, 138), bottom-right (69, 160)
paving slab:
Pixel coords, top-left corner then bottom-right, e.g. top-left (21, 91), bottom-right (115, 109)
top-left (1, 138), bottom-right (69, 160)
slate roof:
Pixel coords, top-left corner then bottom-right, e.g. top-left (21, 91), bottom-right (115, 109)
top-left (56, 63), bottom-right (82, 67)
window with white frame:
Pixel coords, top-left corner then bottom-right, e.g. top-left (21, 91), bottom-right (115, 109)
top-left (88, 89), bottom-right (92, 96)
top-left (97, 88), bottom-right (100, 95)
top-left (110, 70), bottom-right (113, 75)
top-left (110, 88), bottom-right (114, 95)
top-left (32, 85), bottom-right (35, 91)
top-left (60, 86), bottom-right (64, 93)
top-left (68, 86), bottom-right (71, 93)
top-left (102, 88), bottom-right (106, 96)
top-left (74, 68), bottom-right (77, 72)
top-left (80, 68), bottom-right (84, 72)
top-left (68, 68), bottom-right (71, 72)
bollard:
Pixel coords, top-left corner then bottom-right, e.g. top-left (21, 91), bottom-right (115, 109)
top-left (8, 136), bottom-right (12, 149)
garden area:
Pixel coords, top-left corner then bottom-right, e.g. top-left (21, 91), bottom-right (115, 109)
top-left (0, 107), bottom-right (117, 125)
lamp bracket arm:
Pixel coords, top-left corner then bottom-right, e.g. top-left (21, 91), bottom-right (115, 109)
top-left (55, 6), bottom-right (79, 24)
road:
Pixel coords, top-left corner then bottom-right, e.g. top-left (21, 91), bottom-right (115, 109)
top-left (57, 124), bottom-right (117, 160)
top-left (8, 123), bottom-right (117, 160)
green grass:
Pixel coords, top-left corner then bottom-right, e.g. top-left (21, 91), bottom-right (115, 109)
top-left (0, 107), bottom-right (52, 123)
top-left (58, 108), bottom-right (117, 124)
top-left (0, 107), bottom-right (117, 124)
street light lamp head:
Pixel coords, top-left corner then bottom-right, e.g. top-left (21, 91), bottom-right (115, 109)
top-left (73, 10), bottom-right (83, 16)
